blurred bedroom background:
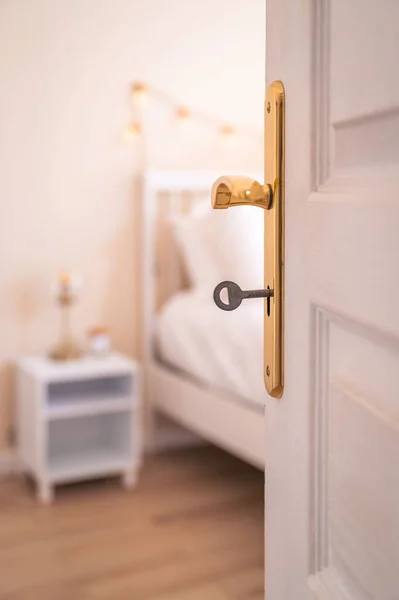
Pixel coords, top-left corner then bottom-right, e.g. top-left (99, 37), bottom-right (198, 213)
top-left (0, 1), bottom-right (266, 598)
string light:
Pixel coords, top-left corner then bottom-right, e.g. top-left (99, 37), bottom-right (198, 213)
top-left (175, 107), bottom-right (192, 130)
top-left (124, 121), bottom-right (142, 143)
top-left (125, 81), bottom-right (260, 146)
top-left (131, 82), bottom-right (147, 107)
top-left (219, 124), bottom-right (237, 147)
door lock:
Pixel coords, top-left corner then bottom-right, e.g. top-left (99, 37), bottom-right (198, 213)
top-left (211, 80), bottom-right (285, 399)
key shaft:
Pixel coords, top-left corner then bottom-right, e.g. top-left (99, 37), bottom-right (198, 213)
top-left (242, 288), bottom-right (274, 299)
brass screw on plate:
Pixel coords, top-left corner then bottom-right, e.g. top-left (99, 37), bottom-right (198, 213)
top-left (266, 366), bottom-right (270, 377)
top-left (267, 102), bottom-right (271, 114)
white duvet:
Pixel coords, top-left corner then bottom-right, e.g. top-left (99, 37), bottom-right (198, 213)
top-left (155, 290), bottom-right (267, 407)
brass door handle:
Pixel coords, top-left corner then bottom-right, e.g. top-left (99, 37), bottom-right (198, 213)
top-left (212, 177), bottom-right (273, 211)
top-left (210, 80), bottom-right (285, 399)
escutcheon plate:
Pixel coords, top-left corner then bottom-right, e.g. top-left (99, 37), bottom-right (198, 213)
top-left (264, 80), bottom-right (285, 398)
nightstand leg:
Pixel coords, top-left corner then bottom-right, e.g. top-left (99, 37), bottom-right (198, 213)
top-left (122, 469), bottom-right (137, 489)
top-left (38, 480), bottom-right (54, 504)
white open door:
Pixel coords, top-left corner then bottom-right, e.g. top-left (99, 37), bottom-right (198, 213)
top-left (266, 1), bottom-right (399, 599)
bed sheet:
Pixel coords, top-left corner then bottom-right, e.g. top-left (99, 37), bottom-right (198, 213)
top-left (155, 290), bottom-right (267, 407)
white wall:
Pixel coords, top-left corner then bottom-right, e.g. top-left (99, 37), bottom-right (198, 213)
top-left (0, 0), bottom-right (265, 449)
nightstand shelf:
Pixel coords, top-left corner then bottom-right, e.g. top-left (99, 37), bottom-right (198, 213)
top-left (45, 396), bottom-right (133, 421)
top-left (48, 449), bottom-right (135, 484)
top-left (17, 353), bottom-right (141, 503)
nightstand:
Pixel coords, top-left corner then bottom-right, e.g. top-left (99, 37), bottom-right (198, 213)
top-left (17, 353), bottom-right (141, 503)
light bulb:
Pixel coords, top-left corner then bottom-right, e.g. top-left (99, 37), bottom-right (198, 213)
top-left (175, 107), bottom-right (192, 129)
top-left (124, 121), bottom-right (142, 143)
top-left (220, 124), bottom-right (236, 148)
top-left (131, 82), bottom-right (147, 107)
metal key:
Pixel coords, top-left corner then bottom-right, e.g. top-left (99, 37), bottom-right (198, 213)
top-left (213, 280), bottom-right (274, 312)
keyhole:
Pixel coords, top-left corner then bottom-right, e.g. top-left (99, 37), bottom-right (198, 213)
top-left (266, 286), bottom-right (271, 317)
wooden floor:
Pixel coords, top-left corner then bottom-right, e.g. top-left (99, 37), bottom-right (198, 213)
top-left (0, 446), bottom-right (264, 600)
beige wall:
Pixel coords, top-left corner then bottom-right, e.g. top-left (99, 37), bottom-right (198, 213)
top-left (0, 0), bottom-right (265, 449)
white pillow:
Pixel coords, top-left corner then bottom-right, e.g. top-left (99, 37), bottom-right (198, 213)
top-left (170, 204), bottom-right (264, 292)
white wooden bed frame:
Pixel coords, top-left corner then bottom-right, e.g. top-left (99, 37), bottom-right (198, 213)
top-left (142, 170), bottom-right (265, 469)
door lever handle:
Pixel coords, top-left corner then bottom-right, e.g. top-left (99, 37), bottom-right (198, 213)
top-left (212, 177), bottom-right (273, 211)
top-left (214, 280), bottom-right (273, 312)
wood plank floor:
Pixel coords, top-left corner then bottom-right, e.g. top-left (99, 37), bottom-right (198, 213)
top-left (0, 445), bottom-right (264, 600)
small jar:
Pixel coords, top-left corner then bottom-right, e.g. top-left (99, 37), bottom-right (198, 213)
top-left (87, 327), bottom-right (111, 356)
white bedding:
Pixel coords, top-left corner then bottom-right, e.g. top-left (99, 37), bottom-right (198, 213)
top-left (155, 290), bottom-right (267, 407)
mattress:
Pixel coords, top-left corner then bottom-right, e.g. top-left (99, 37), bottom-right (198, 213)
top-left (155, 290), bottom-right (267, 407)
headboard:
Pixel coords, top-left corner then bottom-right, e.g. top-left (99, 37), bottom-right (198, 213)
top-left (141, 170), bottom-right (223, 361)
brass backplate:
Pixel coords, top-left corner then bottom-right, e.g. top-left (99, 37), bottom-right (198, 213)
top-left (264, 81), bottom-right (285, 398)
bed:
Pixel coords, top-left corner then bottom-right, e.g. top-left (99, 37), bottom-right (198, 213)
top-left (142, 170), bottom-right (267, 469)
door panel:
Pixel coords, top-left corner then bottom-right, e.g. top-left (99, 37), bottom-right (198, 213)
top-left (313, 311), bottom-right (399, 599)
top-left (266, 1), bottom-right (399, 599)
top-left (330, 0), bottom-right (399, 123)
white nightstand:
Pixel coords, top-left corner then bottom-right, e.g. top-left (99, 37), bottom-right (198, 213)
top-left (17, 353), bottom-right (141, 503)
